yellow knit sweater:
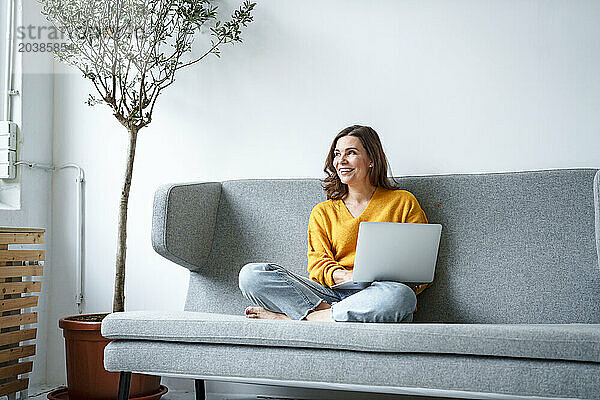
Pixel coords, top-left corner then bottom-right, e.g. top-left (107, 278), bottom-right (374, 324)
top-left (307, 186), bottom-right (431, 294)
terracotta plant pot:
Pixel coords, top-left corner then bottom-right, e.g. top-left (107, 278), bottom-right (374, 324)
top-left (57, 313), bottom-right (164, 400)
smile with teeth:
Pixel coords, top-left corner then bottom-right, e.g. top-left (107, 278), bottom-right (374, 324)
top-left (339, 168), bottom-right (354, 175)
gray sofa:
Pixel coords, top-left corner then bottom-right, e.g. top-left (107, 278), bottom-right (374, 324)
top-left (102, 168), bottom-right (600, 400)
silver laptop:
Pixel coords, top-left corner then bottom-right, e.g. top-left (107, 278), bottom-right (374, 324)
top-left (332, 222), bottom-right (442, 289)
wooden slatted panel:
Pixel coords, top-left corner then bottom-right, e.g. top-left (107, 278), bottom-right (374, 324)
top-left (0, 228), bottom-right (44, 234)
top-left (0, 282), bottom-right (41, 295)
top-left (0, 297), bottom-right (38, 312)
top-left (0, 250), bottom-right (44, 262)
top-left (0, 313), bottom-right (37, 329)
top-left (0, 378), bottom-right (29, 396)
top-left (0, 362), bottom-right (32, 380)
top-left (0, 232), bottom-right (44, 245)
top-left (0, 345), bottom-right (35, 363)
top-left (0, 228), bottom-right (43, 398)
top-left (0, 329), bottom-right (36, 346)
top-left (0, 266), bottom-right (43, 279)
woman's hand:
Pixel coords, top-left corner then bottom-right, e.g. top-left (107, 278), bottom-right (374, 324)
top-left (333, 269), bottom-right (353, 285)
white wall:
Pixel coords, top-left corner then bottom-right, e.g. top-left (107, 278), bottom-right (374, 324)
top-left (48, 0), bottom-right (600, 392)
top-left (0, 0), bottom-right (54, 389)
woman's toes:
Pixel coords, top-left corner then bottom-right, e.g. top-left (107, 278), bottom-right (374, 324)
top-left (245, 306), bottom-right (258, 316)
top-left (244, 306), bottom-right (289, 320)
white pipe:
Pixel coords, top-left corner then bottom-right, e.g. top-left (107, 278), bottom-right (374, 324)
top-left (3, 0), bottom-right (15, 121)
top-left (14, 161), bottom-right (54, 171)
top-left (56, 164), bottom-right (85, 314)
top-left (17, 161), bottom-right (86, 314)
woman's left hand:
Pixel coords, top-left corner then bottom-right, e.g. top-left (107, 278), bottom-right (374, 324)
top-left (332, 269), bottom-right (353, 285)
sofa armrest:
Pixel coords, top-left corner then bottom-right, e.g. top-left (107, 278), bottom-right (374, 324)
top-left (595, 170), bottom-right (600, 269)
top-left (151, 182), bottom-right (222, 271)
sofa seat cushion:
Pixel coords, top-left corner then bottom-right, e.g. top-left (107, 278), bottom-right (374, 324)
top-left (101, 311), bottom-right (600, 363)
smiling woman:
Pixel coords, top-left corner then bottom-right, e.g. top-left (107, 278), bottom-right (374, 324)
top-left (238, 125), bottom-right (432, 323)
top-left (323, 125), bottom-right (400, 202)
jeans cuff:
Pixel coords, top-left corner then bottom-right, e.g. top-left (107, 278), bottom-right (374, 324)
top-left (298, 299), bottom-right (327, 321)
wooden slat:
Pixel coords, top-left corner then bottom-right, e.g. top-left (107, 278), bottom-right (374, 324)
top-left (0, 266), bottom-right (43, 278)
top-left (0, 228), bottom-right (44, 233)
top-left (0, 378), bottom-right (28, 396)
top-left (0, 361), bottom-right (32, 380)
top-left (0, 329), bottom-right (36, 346)
top-left (0, 345), bottom-right (35, 363)
top-left (0, 282), bottom-right (41, 295)
top-left (0, 313), bottom-right (37, 329)
top-left (0, 297), bottom-right (38, 312)
top-left (0, 232), bottom-right (44, 245)
top-left (0, 250), bottom-right (44, 262)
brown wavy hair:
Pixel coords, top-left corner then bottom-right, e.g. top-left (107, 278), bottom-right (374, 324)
top-left (322, 125), bottom-right (399, 200)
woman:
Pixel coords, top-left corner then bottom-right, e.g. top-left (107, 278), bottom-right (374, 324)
top-left (238, 125), bottom-right (431, 323)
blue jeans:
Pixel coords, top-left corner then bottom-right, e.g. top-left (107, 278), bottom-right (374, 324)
top-left (238, 263), bottom-right (417, 322)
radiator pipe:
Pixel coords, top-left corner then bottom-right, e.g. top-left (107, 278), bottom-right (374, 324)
top-left (16, 161), bottom-right (86, 314)
top-left (56, 164), bottom-right (86, 314)
top-left (3, 0), bottom-right (15, 121)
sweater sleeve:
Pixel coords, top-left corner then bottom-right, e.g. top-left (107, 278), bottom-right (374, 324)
top-left (403, 192), bottom-right (428, 224)
top-left (306, 207), bottom-right (345, 287)
top-left (402, 192), bottom-right (433, 294)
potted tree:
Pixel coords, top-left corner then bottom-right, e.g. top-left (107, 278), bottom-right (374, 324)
top-left (39, 0), bottom-right (256, 399)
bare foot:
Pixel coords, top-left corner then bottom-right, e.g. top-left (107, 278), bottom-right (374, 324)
top-left (304, 302), bottom-right (333, 322)
top-left (245, 306), bottom-right (291, 320)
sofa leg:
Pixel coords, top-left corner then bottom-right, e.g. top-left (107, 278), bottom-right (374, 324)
top-left (117, 371), bottom-right (132, 400)
top-left (195, 379), bottom-right (206, 400)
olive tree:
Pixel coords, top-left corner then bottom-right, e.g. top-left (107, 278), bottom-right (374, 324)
top-left (39, 0), bottom-right (255, 312)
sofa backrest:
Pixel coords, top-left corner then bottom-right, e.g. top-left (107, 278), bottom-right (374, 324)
top-left (153, 169), bottom-right (600, 324)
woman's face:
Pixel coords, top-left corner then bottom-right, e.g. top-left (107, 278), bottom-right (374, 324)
top-left (333, 135), bottom-right (373, 187)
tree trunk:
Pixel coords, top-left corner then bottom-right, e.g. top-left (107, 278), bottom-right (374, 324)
top-left (113, 127), bottom-right (138, 313)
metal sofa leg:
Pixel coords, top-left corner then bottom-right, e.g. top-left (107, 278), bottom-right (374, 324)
top-left (195, 379), bottom-right (206, 400)
top-left (117, 371), bottom-right (132, 400)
